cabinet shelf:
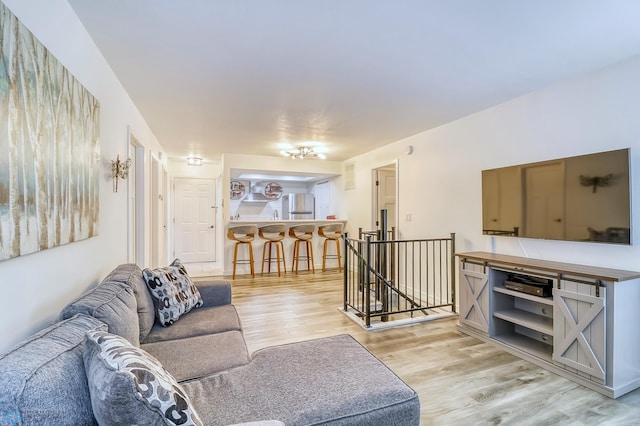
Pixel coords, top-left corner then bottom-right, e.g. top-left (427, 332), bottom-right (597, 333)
top-left (493, 333), bottom-right (552, 361)
top-left (494, 308), bottom-right (553, 335)
top-left (494, 286), bottom-right (554, 306)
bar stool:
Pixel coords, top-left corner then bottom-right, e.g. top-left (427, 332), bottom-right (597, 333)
top-left (258, 224), bottom-right (287, 276)
top-left (318, 223), bottom-right (344, 271)
top-left (289, 224), bottom-right (316, 273)
top-left (227, 225), bottom-right (257, 279)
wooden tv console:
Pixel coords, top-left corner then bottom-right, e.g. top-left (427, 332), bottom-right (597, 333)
top-left (456, 251), bottom-right (640, 398)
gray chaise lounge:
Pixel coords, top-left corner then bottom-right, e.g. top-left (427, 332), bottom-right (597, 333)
top-left (0, 263), bottom-right (420, 425)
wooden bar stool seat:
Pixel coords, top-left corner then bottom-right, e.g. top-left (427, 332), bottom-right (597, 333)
top-left (318, 223), bottom-right (344, 271)
top-left (258, 224), bottom-right (287, 276)
top-left (227, 225), bottom-right (257, 279)
top-left (289, 224), bottom-right (316, 273)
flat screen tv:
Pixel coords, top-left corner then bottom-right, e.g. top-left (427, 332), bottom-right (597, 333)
top-left (482, 148), bottom-right (631, 245)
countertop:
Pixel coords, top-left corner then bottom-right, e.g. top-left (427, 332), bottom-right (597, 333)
top-left (227, 219), bottom-right (346, 226)
top-left (456, 251), bottom-right (640, 282)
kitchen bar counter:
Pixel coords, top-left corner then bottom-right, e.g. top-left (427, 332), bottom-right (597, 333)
top-left (227, 219), bottom-right (346, 225)
top-left (224, 220), bottom-right (347, 276)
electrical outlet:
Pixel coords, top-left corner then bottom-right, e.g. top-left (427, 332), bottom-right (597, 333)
top-left (405, 213), bottom-right (411, 222)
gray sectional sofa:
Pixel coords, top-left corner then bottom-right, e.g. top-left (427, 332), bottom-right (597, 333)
top-left (0, 263), bottom-right (420, 425)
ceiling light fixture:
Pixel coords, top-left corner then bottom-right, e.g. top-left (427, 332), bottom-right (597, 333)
top-left (186, 156), bottom-right (203, 166)
top-left (280, 146), bottom-right (326, 160)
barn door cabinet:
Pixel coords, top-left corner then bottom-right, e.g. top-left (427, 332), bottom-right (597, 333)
top-left (457, 251), bottom-right (640, 398)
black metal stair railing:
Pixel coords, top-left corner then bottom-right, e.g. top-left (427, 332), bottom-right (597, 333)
top-left (343, 231), bottom-right (456, 328)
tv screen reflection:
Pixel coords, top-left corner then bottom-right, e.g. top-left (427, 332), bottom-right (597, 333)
top-left (482, 148), bottom-right (630, 244)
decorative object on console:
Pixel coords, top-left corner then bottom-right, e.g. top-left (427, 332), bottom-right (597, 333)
top-left (83, 330), bottom-right (203, 426)
top-left (142, 259), bottom-right (203, 327)
top-left (111, 154), bottom-right (131, 193)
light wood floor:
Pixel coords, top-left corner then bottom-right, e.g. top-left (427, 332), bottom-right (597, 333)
top-left (197, 270), bottom-right (640, 426)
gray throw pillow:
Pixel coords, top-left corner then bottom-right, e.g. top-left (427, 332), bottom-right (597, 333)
top-left (142, 259), bottom-right (203, 327)
top-left (83, 330), bottom-right (203, 426)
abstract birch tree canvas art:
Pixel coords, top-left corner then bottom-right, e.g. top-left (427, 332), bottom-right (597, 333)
top-left (0, 2), bottom-right (100, 261)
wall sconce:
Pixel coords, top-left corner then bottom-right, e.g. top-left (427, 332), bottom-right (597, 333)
top-left (186, 156), bottom-right (203, 166)
top-left (111, 154), bottom-right (131, 192)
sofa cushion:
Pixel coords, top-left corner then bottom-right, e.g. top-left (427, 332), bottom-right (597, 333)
top-left (183, 334), bottom-right (420, 426)
top-left (0, 314), bottom-right (106, 426)
top-left (143, 259), bottom-right (203, 327)
top-left (60, 280), bottom-right (141, 346)
top-left (104, 263), bottom-right (156, 343)
top-left (142, 330), bottom-right (250, 382)
top-left (83, 330), bottom-right (203, 426)
top-left (143, 304), bottom-right (242, 344)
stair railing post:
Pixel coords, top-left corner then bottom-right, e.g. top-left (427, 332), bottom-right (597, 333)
top-left (365, 234), bottom-right (372, 328)
top-left (450, 232), bottom-right (456, 313)
top-left (343, 233), bottom-right (348, 311)
top-left (379, 209), bottom-right (389, 322)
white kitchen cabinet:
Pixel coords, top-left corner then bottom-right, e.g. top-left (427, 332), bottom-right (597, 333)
top-left (457, 251), bottom-right (640, 398)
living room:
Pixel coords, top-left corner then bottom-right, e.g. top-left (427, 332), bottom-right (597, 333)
top-left (2, 1), bottom-right (640, 423)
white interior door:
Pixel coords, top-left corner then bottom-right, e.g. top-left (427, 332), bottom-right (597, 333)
top-left (373, 164), bottom-right (397, 231)
top-left (173, 178), bottom-right (216, 263)
top-left (315, 181), bottom-right (330, 219)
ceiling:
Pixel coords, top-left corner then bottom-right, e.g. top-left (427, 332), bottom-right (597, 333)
top-left (67, 0), bottom-right (640, 162)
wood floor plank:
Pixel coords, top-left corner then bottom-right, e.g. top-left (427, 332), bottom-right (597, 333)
top-left (196, 270), bottom-right (640, 425)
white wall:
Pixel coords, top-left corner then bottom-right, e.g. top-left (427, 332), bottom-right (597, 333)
top-left (0, 0), bottom-right (165, 353)
top-left (5, 2), bottom-right (640, 355)
top-left (344, 55), bottom-right (640, 271)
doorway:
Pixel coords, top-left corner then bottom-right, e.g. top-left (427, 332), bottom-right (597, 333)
top-left (173, 178), bottom-right (217, 263)
top-left (150, 155), bottom-right (162, 268)
top-left (372, 163), bottom-right (397, 232)
top-left (127, 133), bottom-right (145, 264)
top-left (315, 181), bottom-right (331, 220)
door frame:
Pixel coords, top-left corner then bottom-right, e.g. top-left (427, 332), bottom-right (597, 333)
top-left (127, 128), bottom-right (145, 264)
top-left (371, 160), bottom-right (398, 232)
top-left (150, 154), bottom-right (161, 268)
